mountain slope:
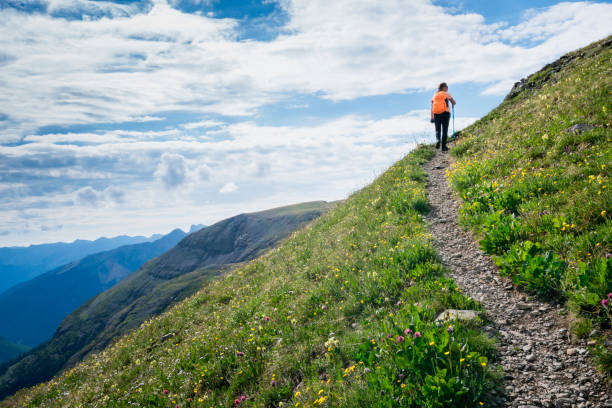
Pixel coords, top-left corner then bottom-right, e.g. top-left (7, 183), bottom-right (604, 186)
top-left (0, 229), bottom-right (188, 348)
top-left (0, 234), bottom-right (160, 293)
top-left (0, 338), bottom-right (29, 365)
top-left (448, 36), bottom-right (611, 369)
top-left (0, 148), bottom-right (500, 407)
top-left (0, 202), bottom-right (333, 400)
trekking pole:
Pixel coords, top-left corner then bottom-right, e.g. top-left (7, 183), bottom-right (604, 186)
top-left (452, 104), bottom-right (456, 145)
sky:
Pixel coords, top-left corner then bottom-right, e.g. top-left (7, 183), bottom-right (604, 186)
top-left (0, 0), bottom-right (611, 246)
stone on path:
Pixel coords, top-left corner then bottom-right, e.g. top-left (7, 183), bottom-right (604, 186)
top-left (435, 309), bottom-right (480, 322)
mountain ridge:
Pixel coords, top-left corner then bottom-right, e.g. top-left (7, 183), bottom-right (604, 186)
top-left (0, 228), bottom-right (189, 349)
top-left (0, 233), bottom-right (159, 293)
top-left (0, 201), bottom-right (332, 399)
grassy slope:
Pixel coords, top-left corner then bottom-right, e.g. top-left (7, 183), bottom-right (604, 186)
top-left (3, 147), bottom-right (498, 407)
top-left (448, 37), bottom-right (611, 370)
top-left (0, 202), bottom-right (332, 400)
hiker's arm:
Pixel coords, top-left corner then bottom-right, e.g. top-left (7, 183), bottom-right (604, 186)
top-left (430, 101), bottom-right (434, 120)
top-left (449, 97), bottom-right (456, 107)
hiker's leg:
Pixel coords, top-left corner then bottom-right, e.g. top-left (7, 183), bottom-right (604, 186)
top-left (434, 114), bottom-right (442, 148)
top-left (441, 112), bottom-right (450, 149)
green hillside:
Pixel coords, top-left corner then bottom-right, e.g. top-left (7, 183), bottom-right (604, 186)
top-left (0, 202), bottom-right (331, 400)
top-left (1, 147), bottom-right (498, 407)
top-left (448, 36), bottom-right (611, 370)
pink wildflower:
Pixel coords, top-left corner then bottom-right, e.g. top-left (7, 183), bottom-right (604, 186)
top-left (414, 331), bottom-right (422, 338)
top-left (404, 328), bottom-right (412, 335)
top-left (163, 389), bottom-right (169, 395)
top-left (602, 299), bottom-right (610, 306)
top-left (397, 335), bottom-right (405, 343)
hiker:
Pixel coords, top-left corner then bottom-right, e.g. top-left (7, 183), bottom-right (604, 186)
top-left (430, 82), bottom-right (456, 151)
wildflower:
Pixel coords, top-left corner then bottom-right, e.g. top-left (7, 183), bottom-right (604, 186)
top-left (270, 380), bottom-right (277, 387)
top-left (404, 328), bottom-right (412, 335)
top-left (429, 341), bottom-right (435, 346)
top-left (241, 396), bottom-right (246, 401)
top-left (188, 398), bottom-right (193, 402)
top-left (163, 389), bottom-right (169, 395)
top-left (602, 210), bottom-right (607, 217)
top-left (447, 325), bottom-right (454, 334)
top-left (265, 316), bottom-right (270, 322)
top-left (234, 399), bottom-right (241, 405)
top-left (606, 254), bottom-right (612, 260)
top-left (236, 351), bottom-right (244, 357)
top-left (321, 305), bottom-right (326, 310)
top-left (387, 333), bottom-right (392, 339)
top-left (481, 362), bottom-right (487, 367)
top-left (414, 331), bottom-right (422, 338)
top-left (397, 335), bottom-right (405, 343)
top-left (602, 299), bottom-right (610, 306)
top-left (608, 293), bottom-right (612, 298)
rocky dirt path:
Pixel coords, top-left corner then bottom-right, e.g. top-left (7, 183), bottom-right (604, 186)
top-left (423, 149), bottom-right (611, 408)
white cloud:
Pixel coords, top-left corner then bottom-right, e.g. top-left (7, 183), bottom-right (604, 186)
top-left (219, 182), bottom-right (238, 193)
top-left (0, 1), bottom-right (610, 142)
top-left (74, 185), bottom-right (125, 206)
top-left (253, 161), bottom-right (271, 178)
top-left (181, 120), bottom-right (225, 130)
top-left (155, 152), bottom-right (188, 189)
top-left (197, 164), bottom-right (212, 181)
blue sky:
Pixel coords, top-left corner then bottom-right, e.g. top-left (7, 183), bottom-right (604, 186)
top-left (0, 0), bottom-right (611, 246)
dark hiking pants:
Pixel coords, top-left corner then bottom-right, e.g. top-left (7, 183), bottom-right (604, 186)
top-left (434, 111), bottom-right (450, 147)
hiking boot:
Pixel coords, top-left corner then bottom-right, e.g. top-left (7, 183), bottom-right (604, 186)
top-left (435, 141), bottom-right (440, 149)
top-left (442, 145), bottom-right (449, 152)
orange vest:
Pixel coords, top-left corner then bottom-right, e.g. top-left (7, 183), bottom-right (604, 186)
top-left (432, 91), bottom-right (450, 114)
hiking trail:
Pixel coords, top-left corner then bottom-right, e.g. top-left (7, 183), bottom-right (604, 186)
top-left (423, 149), bottom-right (611, 408)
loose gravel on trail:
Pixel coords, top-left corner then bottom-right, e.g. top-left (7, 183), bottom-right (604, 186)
top-left (423, 149), bottom-right (611, 408)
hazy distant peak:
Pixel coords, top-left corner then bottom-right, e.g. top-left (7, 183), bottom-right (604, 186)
top-left (189, 224), bottom-right (205, 233)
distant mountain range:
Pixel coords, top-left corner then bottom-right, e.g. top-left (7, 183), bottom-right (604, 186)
top-left (0, 234), bottom-right (162, 293)
top-left (0, 202), bottom-right (332, 399)
top-left (0, 229), bottom-right (190, 350)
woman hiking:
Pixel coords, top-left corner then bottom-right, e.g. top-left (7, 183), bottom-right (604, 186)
top-left (430, 82), bottom-right (456, 151)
